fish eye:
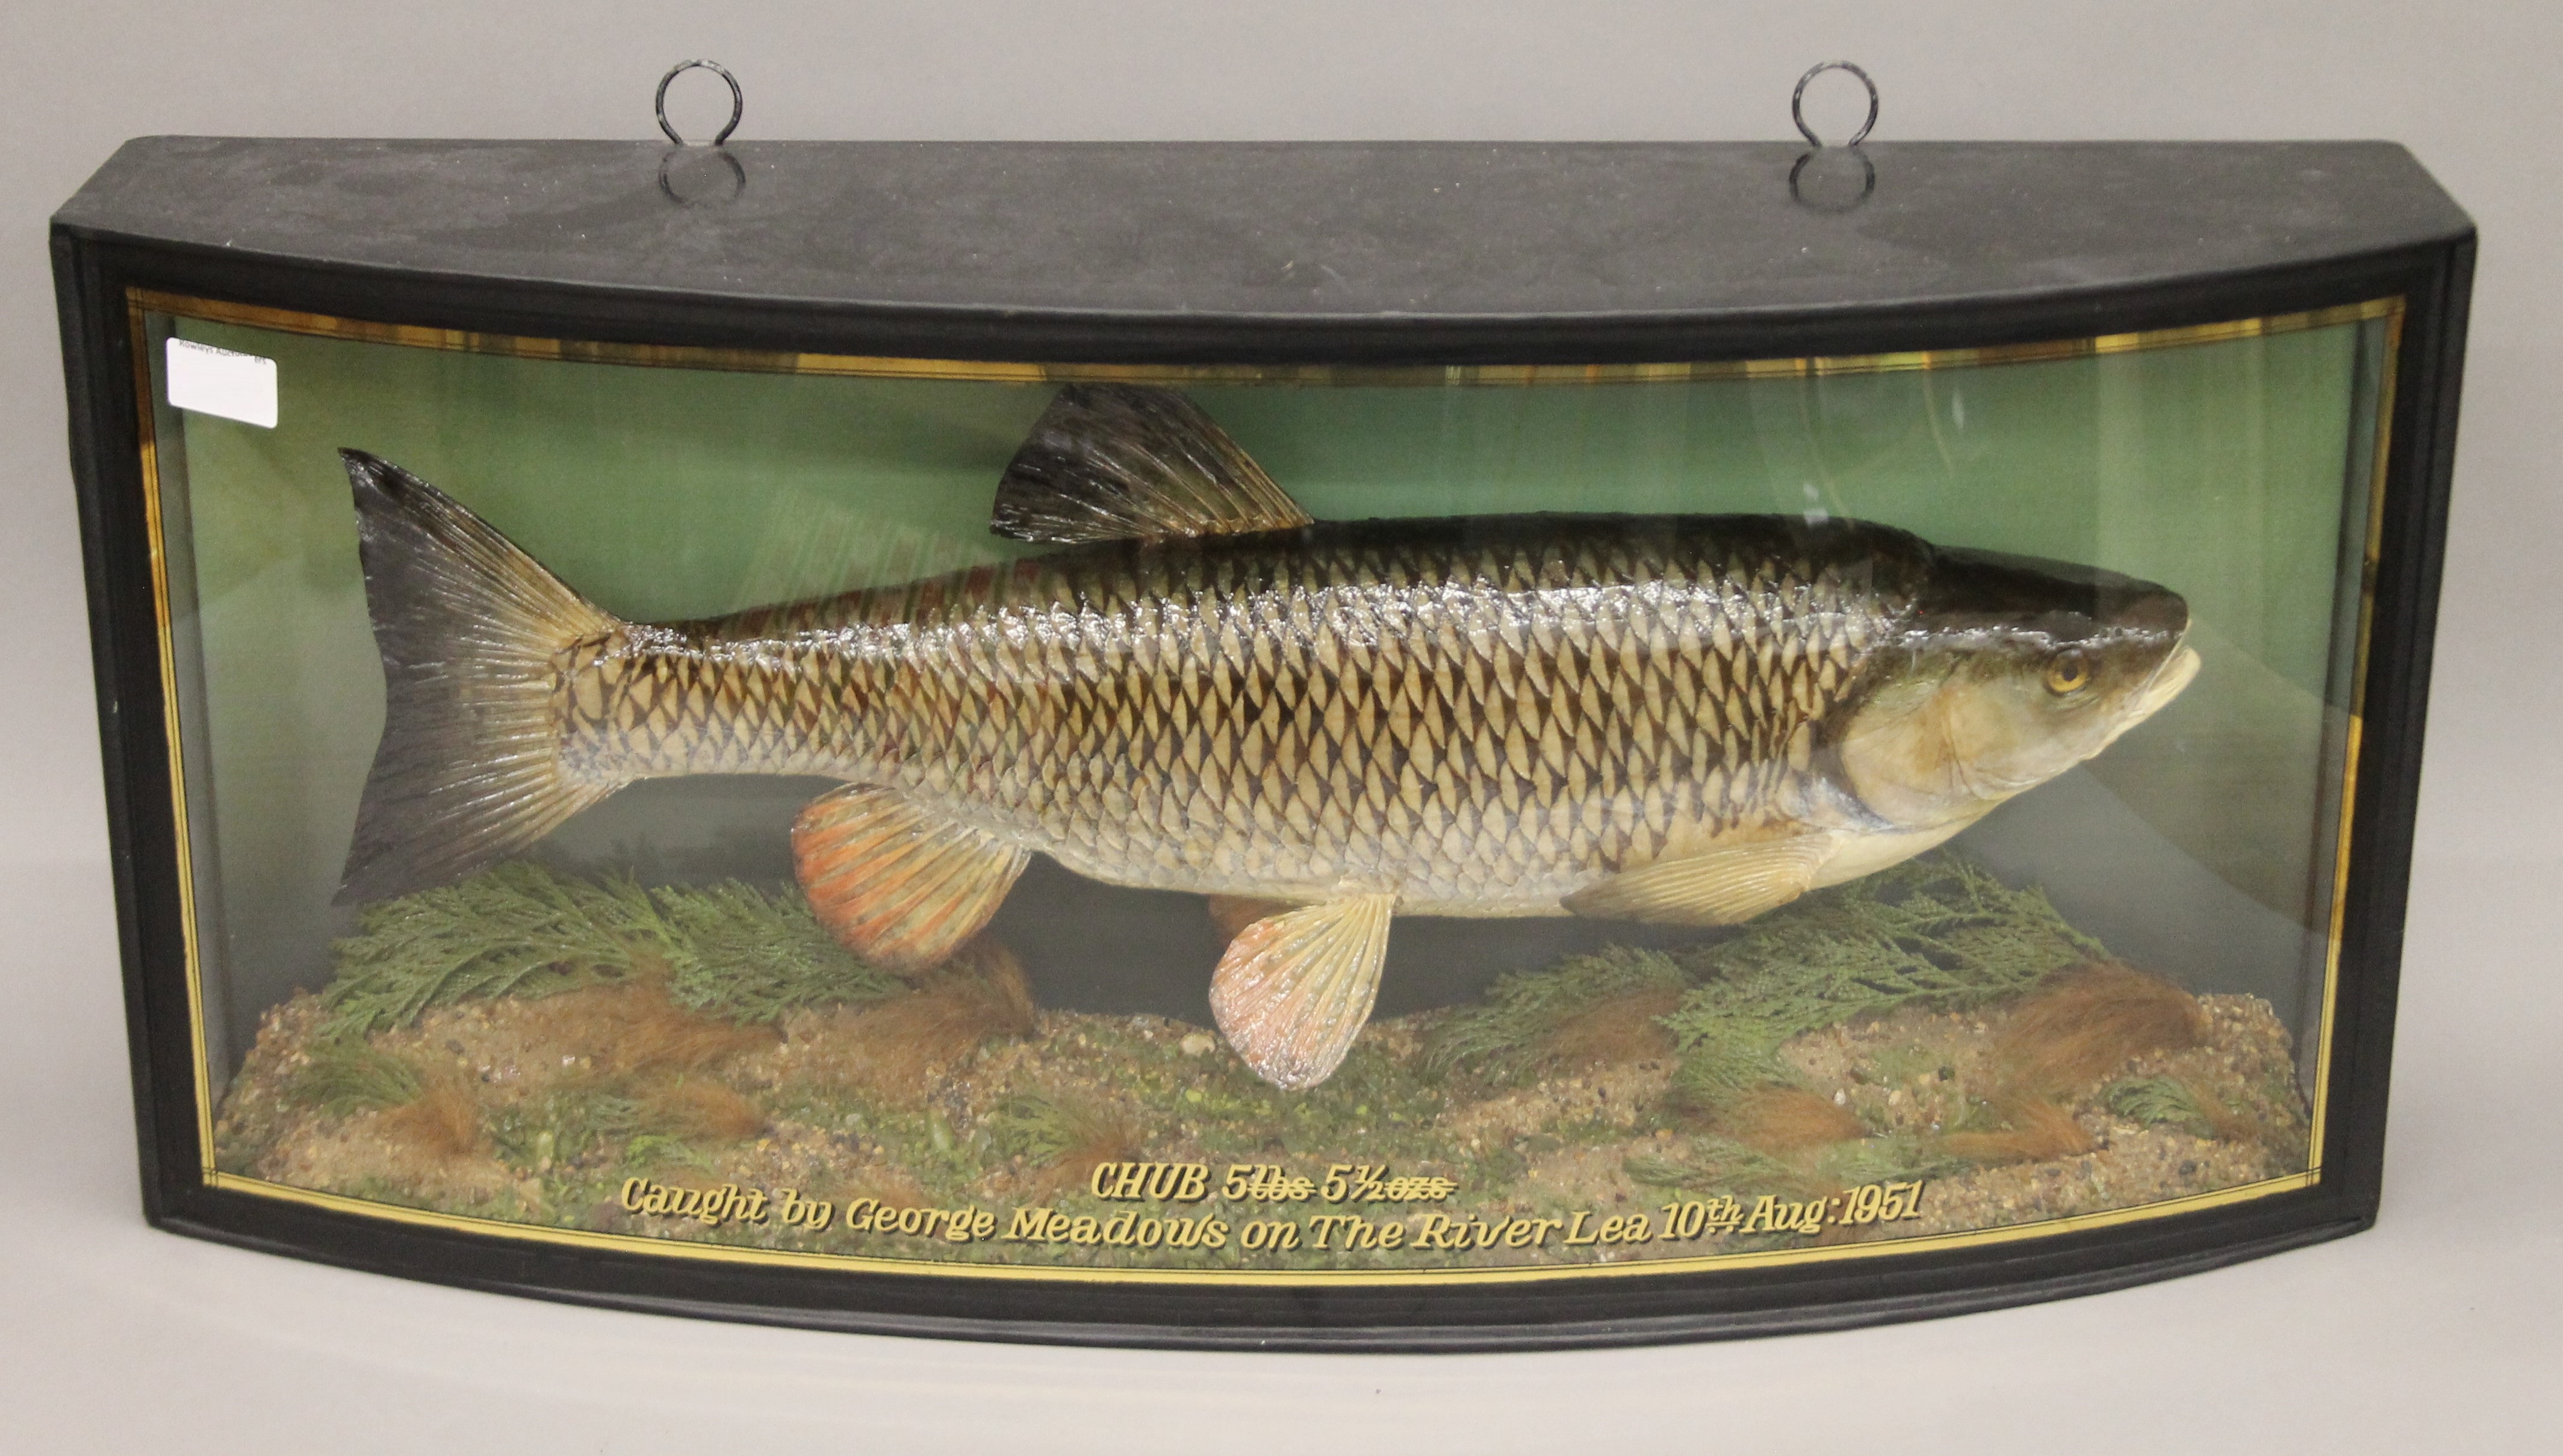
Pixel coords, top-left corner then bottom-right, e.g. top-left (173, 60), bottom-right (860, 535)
top-left (2043, 650), bottom-right (2092, 695)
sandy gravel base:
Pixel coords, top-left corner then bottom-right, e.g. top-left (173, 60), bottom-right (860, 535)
top-left (214, 981), bottom-right (2308, 1271)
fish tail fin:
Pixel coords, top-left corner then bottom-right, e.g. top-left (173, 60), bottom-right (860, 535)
top-left (334, 450), bottom-right (620, 904)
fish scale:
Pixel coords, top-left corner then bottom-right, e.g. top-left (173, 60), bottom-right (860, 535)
top-left (554, 515), bottom-right (1927, 914)
top-left (325, 424), bottom-right (2199, 1091)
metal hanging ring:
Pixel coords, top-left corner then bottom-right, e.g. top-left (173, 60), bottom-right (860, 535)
top-left (656, 60), bottom-right (743, 147)
top-left (1792, 61), bottom-right (1878, 148)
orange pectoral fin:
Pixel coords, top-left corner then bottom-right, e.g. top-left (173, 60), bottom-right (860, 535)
top-left (791, 784), bottom-right (1031, 973)
top-left (1208, 895), bottom-right (1394, 1091)
top-left (1562, 832), bottom-right (1836, 926)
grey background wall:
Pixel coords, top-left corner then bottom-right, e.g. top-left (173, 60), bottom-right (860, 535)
top-left (5, 3), bottom-right (2554, 1449)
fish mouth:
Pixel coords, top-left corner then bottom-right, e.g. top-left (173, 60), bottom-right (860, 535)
top-left (2131, 640), bottom-right (2202, 722)
top-left (2069, 637), bottom-right (2199, 768)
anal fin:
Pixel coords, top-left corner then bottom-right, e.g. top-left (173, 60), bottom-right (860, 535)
top-left (1207, 894), bottom-right (1300, 943)
top-left (791, 784), bottom-right (1031, 972)
top-left (1564, 834), bottom-right (1836, 926)
top-left (1208, 895), bottom-right (1394, 1091)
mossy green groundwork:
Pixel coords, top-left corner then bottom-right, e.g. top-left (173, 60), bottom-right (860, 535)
top-left (1428, 855), bottom-right (2104, 1112)
top-left (319, 861), bottom-right (901, 1037)
top-left (284, 1039), bottom-right (424, 1116)
top-left (1656, 855), bottom-right (2102, 1109)
top-left (215, 853), bottom-right (2306, 1271)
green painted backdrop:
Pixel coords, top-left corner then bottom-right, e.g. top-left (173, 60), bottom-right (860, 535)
top-left (160, 314), bottom-right (2384, 1054)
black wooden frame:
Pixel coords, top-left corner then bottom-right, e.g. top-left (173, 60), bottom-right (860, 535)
top-left (51, 143), bottom-right (2473, 1351)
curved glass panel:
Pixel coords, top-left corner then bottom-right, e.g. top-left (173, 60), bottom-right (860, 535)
top-left (140, 296), bottom-right (2392, 1279)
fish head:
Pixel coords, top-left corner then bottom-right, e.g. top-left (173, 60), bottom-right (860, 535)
top-left (1834, 547), bottom-right (2201, 830)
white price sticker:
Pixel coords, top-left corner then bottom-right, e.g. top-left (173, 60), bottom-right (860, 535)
top-left (166, 337), bottom-right (278, 429)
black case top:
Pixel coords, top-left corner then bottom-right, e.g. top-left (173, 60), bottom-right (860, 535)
top-left (55, 139), bottom-right (2471, 330)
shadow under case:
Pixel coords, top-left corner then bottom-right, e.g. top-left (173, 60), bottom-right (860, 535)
top-left (51, 138), bottom-right (2473, 1348)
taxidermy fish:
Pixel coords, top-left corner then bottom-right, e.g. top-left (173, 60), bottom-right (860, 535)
top-left (335, 385), bottom-right (2199, 1090)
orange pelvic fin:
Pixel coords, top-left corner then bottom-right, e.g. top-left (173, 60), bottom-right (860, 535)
top-left (1563, 832), bottom-right (1835, 925)
top-left (1208, 894), bottom-right (1394, 1091)
top-left (791, 784), bottom-right (1031, 973)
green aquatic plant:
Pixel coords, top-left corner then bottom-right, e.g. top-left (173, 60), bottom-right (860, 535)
top-left (489, 1089), bottom-right (643, 1171)
top-left (655, 881), bottom-right (902, 1022)
top-left (284, 1040), bottom-right (424, 1116)
top-left (1813, 1132), bottom-right (1975, 1189)
top-left (624, 1133), bottom-right (716, 1174)
top-left (320, 863), bottom-right (678, 1035)
top-left (2102, 1074), bottom-right (2226, 1139)
top-left (1424, 946), bottom-right (1692, 1083)
top-left (1662, 854), bottom-right (2105, 1114)
top-left (319, 861), bottom-right (899, 1037)
top-left (985, 1091), bottom-right (1129, 1167)
top-left (1627, 1129), bottom-right (1971, 1201)
top-left (1624, 1135), bottom-right (1805, 1197)
top-left (2104, 1074), bottom-right (2204, 1125)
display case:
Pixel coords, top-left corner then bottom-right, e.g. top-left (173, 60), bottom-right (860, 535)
top-left (51, 138), bottom-right (2472, 1347)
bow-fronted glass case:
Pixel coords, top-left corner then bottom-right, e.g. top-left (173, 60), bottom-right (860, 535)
top-left (55, 141), bottom-right (2471, 1345)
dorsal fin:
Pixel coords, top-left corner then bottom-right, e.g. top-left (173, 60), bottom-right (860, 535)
top-left (990, 383), bottom-right (1316, 544)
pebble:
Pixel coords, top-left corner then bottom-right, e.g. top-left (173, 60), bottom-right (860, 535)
top-left (1179, 1032), bottom-right (1217, 1056)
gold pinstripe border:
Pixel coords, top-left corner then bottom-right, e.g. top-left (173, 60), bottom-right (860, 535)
top-left (131, 305), bottom-right (219, 1173)
top-left (131, 287), bottom-right (2399, 1289)
top-left (203, 1168), bottom-right (2319, 1286)
top-left (132, 288), bottom-right (2400, 386)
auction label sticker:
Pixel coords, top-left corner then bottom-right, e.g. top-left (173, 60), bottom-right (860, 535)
top-left (166, 337), bottom-right (278, 428)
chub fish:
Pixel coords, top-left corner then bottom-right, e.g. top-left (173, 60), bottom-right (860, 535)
top-left (337, 384), bottom-right (2199, 1089)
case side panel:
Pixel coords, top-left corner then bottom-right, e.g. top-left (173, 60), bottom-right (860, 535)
top-left (51, 231), bottom-right (197, 1220)
top-left (2319, 231), bottom-right (2474, 1213)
